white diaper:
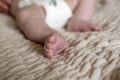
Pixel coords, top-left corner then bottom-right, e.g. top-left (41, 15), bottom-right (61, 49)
top-left (18, 0), bottom-right (73, 30)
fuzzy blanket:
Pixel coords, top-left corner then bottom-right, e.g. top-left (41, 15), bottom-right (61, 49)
top-left (0, 0), bottom-right (120, 80)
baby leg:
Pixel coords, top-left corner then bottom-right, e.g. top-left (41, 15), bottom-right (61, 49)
top-left (10, 2), bottom-right (69, 59)
top-left (67, 0), bottom-right (101, 32)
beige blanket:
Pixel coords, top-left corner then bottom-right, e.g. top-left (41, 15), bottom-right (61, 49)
top-left (0, 0), bottom-right (120, 80)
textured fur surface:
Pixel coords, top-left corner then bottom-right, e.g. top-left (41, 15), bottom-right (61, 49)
top-left (0, 0), bottom-right (120, 80)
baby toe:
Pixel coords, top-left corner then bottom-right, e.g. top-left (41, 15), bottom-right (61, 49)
top-left (47, 43), bottom-right (53, 49)
top-left (47, 50), bottom-right (54, 59)
top-left (91, 26), bottom-right (102, 31)
top-left (44, 48), bottom-right (54, 59)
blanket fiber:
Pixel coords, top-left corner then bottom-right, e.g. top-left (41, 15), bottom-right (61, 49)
top-left (0, 0), bottom-right (120, 80)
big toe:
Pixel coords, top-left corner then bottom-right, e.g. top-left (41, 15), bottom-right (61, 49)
top-left (48, 35), bottom-right (57, 43)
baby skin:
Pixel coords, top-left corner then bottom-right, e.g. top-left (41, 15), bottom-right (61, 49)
top-left (0, 0), bottom-right (101, 58)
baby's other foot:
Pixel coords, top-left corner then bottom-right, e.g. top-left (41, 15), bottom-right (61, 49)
top-left (44, 33), bottom-right (69, 59)
top-left (67, 19), bottom-right (101, 32)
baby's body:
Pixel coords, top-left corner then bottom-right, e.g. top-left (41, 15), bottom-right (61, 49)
top-left (0, 0), bottom-right (101, 58)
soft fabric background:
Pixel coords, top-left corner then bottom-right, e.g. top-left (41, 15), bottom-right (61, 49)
top-left (0, 0), bottom-right (120, 80)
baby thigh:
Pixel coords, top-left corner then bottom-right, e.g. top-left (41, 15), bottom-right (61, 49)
top-left (10, 0), bottom-right (47, 41)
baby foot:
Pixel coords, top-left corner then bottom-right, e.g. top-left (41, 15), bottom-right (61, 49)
top-left (66, 19), bottom-right (101, 32)
top-left (44, 33), bottom-right (69, 59)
